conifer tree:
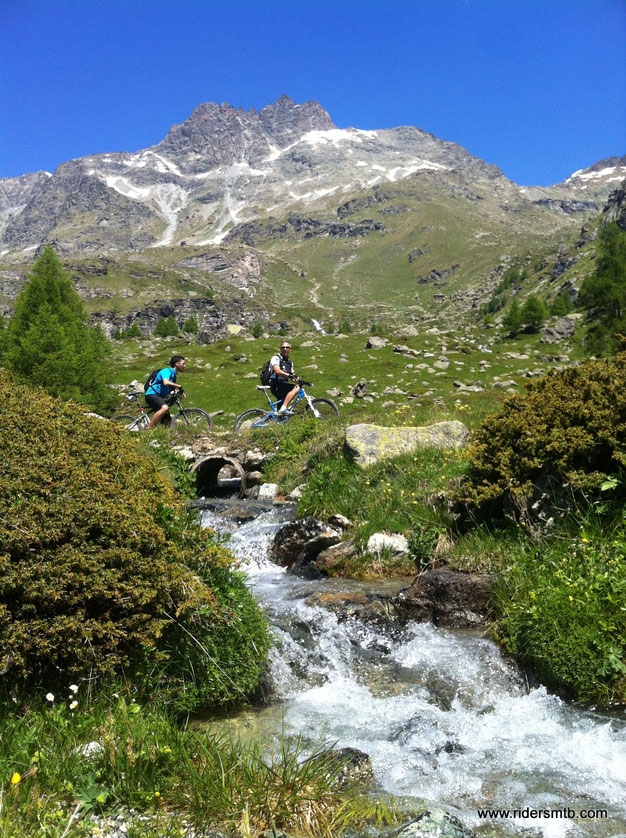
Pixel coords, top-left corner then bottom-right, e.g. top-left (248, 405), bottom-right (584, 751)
top-left (521, 294), bottom-right (548, 332)
top-left (5, 245), bottom-right (112, 411)
top-left (578, 222), bottom-right (626, 355)
top-left (155, 315), bottom-right (179, 337)
top-left (502, 297), bottom-right (523, 337)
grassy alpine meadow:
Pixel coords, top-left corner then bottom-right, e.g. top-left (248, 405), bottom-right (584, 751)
top-left (106, 323), bottom-right (584, 431)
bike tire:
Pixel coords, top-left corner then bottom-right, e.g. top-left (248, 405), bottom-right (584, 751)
top-left (111, 414), bottom-right (145, 431)
top-left (234, 408), bottom-right (271, 431)
top-left (304, 398), bottom-right (340, 420)
top-left (174, 407), bottom-right (214, 432)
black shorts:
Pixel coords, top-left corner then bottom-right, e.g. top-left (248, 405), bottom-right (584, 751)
top-left (145, 393), bottom-right (168, 412)
top-left (271, 379), bottom-right (297, 402)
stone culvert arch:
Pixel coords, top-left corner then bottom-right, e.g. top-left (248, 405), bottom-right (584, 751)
top-left (191, 456), bottom-right (246, 499)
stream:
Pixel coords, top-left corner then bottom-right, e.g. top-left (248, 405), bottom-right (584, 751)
top-left (201, 506), bottom-right (626, 838)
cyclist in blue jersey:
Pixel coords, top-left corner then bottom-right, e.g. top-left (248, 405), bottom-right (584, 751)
top-left (145, 355), bottom-right (186, 428)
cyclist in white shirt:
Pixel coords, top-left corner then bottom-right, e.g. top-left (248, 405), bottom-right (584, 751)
top-left (269, 340), bottom-right (299, 414)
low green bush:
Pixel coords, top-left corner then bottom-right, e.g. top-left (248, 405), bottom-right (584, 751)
top-left (0, 371), bottom-right (269, 709)
top-left (496, 526), bottom-right (626, 704)
top-left (455, 354), bottom-right (626, 517)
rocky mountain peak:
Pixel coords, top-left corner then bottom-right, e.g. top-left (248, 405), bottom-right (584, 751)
top-left (154, 95), bottom-right (335, 174)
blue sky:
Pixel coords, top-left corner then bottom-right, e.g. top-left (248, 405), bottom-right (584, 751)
top-left (1, 0), bottom-right (624, 185)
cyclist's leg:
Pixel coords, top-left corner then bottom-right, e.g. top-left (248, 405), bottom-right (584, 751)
top-left (145, 394), bottom-right (170, 428)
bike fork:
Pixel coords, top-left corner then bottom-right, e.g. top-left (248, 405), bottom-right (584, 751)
top-left (304, 394), bottom-right (321, 418)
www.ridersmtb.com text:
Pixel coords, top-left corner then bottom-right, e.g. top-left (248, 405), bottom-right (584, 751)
top-left (477, 808), bottom-right (608, 820)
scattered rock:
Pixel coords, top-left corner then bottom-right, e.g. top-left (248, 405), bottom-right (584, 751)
top-left (351, 379), bottom-right (369, 398)
top-left (541, 316), bottom-right (576, 343)
top-left (314, 539), bottom-right (358, 572)
top-left (328, 513), bottom-right (353, 529)
top-left (344, 421), bottom-right (470, 467)
top-left (366, 336), bottom-right (388, 349)
top-left (269, 518), bottom-right (342, 576)
top-left (305, 591), bottom-right (400, 626)
top-left (326, 388), bottom-right (342, 398)
top-left (396, 809), bottom-right (476, 838)
top-left (367, 532), bottom-right (410, 556)
top-left (258, 483), bottom-right (279, 499)
top-left (395, 566), bottom-right (495, 627)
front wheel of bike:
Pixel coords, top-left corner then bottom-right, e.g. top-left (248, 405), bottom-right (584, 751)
top-left (304, 398), bottom-right (340, 420)
top-left (234, 408), bottom-right (271, 431)
top-left (174, 407), bottom-right (214, 432)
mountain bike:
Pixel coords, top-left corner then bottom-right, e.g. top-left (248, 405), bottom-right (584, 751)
top-left (234, 379), bottom-right (339, 431)
top-left (112, 392), bottom-right (214, 432)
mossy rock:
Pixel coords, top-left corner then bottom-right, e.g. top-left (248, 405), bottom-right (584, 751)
top-left (344, 421), bottom-right (469, 467)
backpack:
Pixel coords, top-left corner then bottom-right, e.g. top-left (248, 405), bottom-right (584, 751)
top-left (260, 359), bottom-right (273, 386)
top-left (144, 369), bottom-right (161, 393)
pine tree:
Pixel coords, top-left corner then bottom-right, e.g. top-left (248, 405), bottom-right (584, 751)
top-left (154, 316), bottom-right (179, 337)
top-left (550, 292), bottom-right (573, 317)
top-left (521, 294), bottom-right (548, 332)
top-left (578, 222), bottom-right (626, 355)
top-left (5, 245), bottom-right (112, 411)
top-left (502, 298), bottom-right (523, 337)
top-left (182, 316), bottom-right (198, 334)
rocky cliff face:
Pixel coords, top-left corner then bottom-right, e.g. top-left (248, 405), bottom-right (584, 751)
top-left (3, 95), bottom-right (618, 259)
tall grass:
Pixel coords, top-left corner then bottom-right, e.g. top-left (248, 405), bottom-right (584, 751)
top-left (0, 692), bottom-right (398, 837)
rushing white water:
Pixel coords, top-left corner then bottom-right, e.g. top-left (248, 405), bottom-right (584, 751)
top-left (311, 318), bottom-right (326, 335)
top-left (202, 508), bottom-right (626, 838)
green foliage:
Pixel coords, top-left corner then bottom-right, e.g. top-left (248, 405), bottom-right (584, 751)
top-left (339, 317), bottom-right (353, 334)
top-left (520, 293), bottom-right (548, 332)
top-left (0, 693), bottom-right (396, 838)
top-left (408, 520), bottom-right (441, 568)
top-left (154, 316), bottom-right (179, 337)
top-left (251, 321), bottom-right (264, 338)
top-left (456, 354), bottom-right (626, 514)
top-left (0, 315), bottom-right (6, 353)
top-left (0, 371), bottom-right (269, 707)
top-left (182, 316), bottom-right (198, 333)
top-left (496, 527), bottom-right (626, 704)
top-left (549, 291), bottom-right (573, 317)
top-left (123, 322), bottom-right (142, 339)
top-left (4, 245), bottom-right (113, 413)
top-left (501, 297), bottom-right (523, 337)
top-left (578, 222), bottom-right (626, 355)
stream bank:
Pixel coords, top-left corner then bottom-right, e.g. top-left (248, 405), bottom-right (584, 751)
top-left (198, 499), bottom-right (626, 838)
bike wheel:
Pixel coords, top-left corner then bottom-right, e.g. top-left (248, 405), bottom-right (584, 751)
top-left (175, 407), bottom-right (214, 432)
top-left (304, 398), bottom-right (340, 420)
top-left (234, 408), bottom-right (271, 431)
top-left (111, 414), bottom-right (144, 431)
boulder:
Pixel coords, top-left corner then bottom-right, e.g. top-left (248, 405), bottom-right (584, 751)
top-left (541, 316), bottom-right (576, 344)
top-left (304, 746), bottom-right (374, 789)
top-left (396, 809), bottom-right (475, 838)
top-left (269, 518), bottom-right (342, 576)
top-left (351, 379), bottom-right (369, 398)
top-left (366, 336), bottom-right (388, 349)
top-left (258, 483), bottom-right (279, 499)
top-left (367, 532), bottom-right (410, 556)
top-left (328, 513), bottom-right (353, 529)
top-left (326, 388), bottom-right (342, 398)
top-left (345, 421), bottom-right (470, 467)
top-left (304, 591), bottom-right (400, 626)
top-left (397, 325), bottom-right (419, 337)
top-left (393, 345), bottom-right (420, 357)
top-left (314, 539), bottom-right (357, 572)
top-left (395, 566), bottom-right (495, 627)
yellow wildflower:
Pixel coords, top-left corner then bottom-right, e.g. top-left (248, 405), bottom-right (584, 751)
top-left (11, 773), bottom-right (20, 785)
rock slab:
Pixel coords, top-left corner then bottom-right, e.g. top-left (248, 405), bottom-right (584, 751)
top-left (345, 421), bottom-right (469, 466)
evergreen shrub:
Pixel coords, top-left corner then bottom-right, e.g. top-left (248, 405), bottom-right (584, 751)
top-left (0, 371), bottom-right (270, 707)
top-left (455, 354), bottom-right (626, 516)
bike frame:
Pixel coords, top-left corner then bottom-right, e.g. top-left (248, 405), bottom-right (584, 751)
top-left (255, 383), bottom-right (321, 423)
top-left (122, 392), bottom-right (190, 428)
